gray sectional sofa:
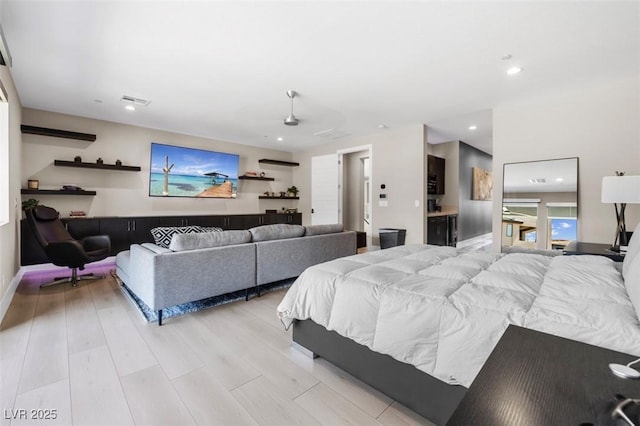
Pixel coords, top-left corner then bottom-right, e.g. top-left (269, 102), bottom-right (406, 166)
top-left (115, 223), bottom-right (356, 325)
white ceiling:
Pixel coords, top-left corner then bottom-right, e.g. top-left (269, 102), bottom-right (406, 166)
top-left (2, 1), bottom-right (638, 153)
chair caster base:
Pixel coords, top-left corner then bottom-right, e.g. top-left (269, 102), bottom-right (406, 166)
top-left (40, 271), bottom-right (105, 288)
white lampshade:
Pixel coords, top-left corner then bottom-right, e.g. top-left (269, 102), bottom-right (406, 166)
top-left (601, 176), bottom-right (640, 204)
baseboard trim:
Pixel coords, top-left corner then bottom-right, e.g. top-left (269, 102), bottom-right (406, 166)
top-left (0, 268), bottom-right (24, 323)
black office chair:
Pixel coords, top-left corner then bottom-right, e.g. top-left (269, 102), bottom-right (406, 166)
top-left (25, 205), bottom-right (111, 288)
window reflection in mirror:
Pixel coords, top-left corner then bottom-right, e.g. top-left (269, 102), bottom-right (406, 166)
top-left (502, 158), bottom-right (578, 251)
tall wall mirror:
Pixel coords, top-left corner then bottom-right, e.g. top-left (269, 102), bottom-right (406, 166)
top-left (502, 157), bottom-right (578, 251)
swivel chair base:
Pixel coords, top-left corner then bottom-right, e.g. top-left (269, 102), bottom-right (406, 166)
top-left (41, 267), bottom-right (105, 288)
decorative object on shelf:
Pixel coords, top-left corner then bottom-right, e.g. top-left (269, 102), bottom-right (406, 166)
top-left (284, 90), bottom-right (300, 126)
top-left (285, 208), bottom-right (298, 214)
top-left (260, 172), bottom-right (266, 178)
top-left (69, 211), bottom-right (87, 217)
top-left (601, 172), bottom-right (640, 249)
top-left (27, 179), bottom-right (39, 189)
top-left (115, 159), bottom-right (122, 166)
top-left (96, 157), bottom-right (103, 164)
top-left (244, 171), bottom-right (257, 177)
top-left (74, 155), bottom-right (82, 162)
top-left (279, 191), bottom-right (286, 197)
top-left (287, 185), bottom-right (299, 197)
top-left (62, 184), bottom-right (83, 191)
top-left (264, 191), bottom-right (270, 196)
top-left (22, 198), bottom-right (39, 210)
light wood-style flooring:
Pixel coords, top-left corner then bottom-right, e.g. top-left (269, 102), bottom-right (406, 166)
top-left (1, 264), bottom-right (433, 426)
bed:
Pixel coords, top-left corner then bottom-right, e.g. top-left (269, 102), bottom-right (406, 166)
top-left (276, 224), bottom-right (640, 424)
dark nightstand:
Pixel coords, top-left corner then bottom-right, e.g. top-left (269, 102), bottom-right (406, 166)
top-left (447, 325), bottom-right (640, 425)
top-left (563, 241), bottom-right (625, 262)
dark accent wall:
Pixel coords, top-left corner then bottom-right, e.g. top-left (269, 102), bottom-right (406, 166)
top-left (458, 141), bottom-right (493, 241)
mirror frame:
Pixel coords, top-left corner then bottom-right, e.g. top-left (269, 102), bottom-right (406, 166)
top-left (501, 157), bottom-right (579, 252)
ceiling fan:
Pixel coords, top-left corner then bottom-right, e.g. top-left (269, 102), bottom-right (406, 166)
top-left (284, 90), bottom-right (299, 126)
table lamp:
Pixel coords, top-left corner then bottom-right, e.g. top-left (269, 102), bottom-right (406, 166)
top-left (601, 174), bottom-right (640, 249)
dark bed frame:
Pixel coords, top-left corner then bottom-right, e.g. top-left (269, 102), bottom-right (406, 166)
top-left (293, 319), bottom-right (467, 425)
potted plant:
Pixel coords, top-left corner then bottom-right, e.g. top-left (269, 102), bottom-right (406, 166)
top-left (287, 185), bottom-right (299, 197)
top-left (22, 199), bottom-right (39, 217)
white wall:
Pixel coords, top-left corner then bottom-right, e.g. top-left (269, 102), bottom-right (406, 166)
top-left (21, 108), bottom-right (296, 218)
top-left (294, 125), bottom-right (426, 245)
top-left (0, 65), bottom-right (22, 314)
top-left (493, 76), bottom-right (640, 250)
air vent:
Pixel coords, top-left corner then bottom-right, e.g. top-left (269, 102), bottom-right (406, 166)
top-left (314, 129), bottom-right (351, 139)
top-left (529, 178), bottom-right (546, 184)
top-left (120, 95), bottom-right (151, 107)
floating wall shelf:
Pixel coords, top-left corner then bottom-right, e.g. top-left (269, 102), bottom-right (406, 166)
top-left (259, 196), bottom-right (299, 200)
top-left (54, 160), bottom-right (141, 172)
top-left (258, 159), bottom-right (300, 167)
top-left (21, 125), bottom-right (97, 142)
top-left (238, 175), bottom-right (275, 181)
top-left (21, 189), bottom-right (97, 196)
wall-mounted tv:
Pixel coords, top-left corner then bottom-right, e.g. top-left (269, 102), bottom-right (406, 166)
top-left (149, 142), bottom-right (239, 198)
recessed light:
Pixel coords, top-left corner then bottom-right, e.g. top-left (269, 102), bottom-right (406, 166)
top-left (507, 66), bottom-right (523, 75)
top-left (468, 125), bottom-right (477, 131)
top-left (555, 177), bottom-right (564, 182)
top-left (93, 99), bottom-right (103, 103)
top-left (378, 124), bottom-right (388, 129)
top-left (276, 137), bottom-right (283, 142)
top-left (125, 105), bottom-right (135, 111)
top-left (501, 54), bottom-right (513, 61)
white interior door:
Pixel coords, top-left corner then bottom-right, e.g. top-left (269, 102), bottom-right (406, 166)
top-left (311, 154), bottom-right (339, 225)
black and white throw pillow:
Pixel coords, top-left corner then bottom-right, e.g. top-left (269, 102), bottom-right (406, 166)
top-left (150, 226), bottom-right (204, 249)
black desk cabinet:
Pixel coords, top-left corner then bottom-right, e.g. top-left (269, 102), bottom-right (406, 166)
top-left (447, 325), bottom-right (640, 426)
top-left (20, 212), bottom-right (302, 265)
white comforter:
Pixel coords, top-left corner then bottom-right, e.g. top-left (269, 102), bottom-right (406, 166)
top-left (277, 244), bottom-right (640, 387)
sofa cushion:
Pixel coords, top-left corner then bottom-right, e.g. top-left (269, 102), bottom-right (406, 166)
top-left (150, 225), bottom-right (205, 248)
top-left (169, 230), bottom-right (252, 251)
top-left (249, 224), bottom-right (305, 242)
top-left (304, 224), bottom-right (344, 236)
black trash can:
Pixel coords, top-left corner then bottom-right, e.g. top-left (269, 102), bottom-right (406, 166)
top-left (379, 228), bottom-right (406, 249)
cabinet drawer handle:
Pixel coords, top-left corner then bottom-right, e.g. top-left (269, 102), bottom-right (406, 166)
top-left (127, 221), bottom-right (130, 232)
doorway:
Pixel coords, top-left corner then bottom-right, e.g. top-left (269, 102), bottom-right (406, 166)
top-left (338, 146), bottom-right (372, 246)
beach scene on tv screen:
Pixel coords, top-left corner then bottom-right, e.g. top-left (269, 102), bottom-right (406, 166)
top-left (149, 143), bottom-right (239, 198)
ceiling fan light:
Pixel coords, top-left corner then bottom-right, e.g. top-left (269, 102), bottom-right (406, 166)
top-left (284, 114), bottom-right (299, 126)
